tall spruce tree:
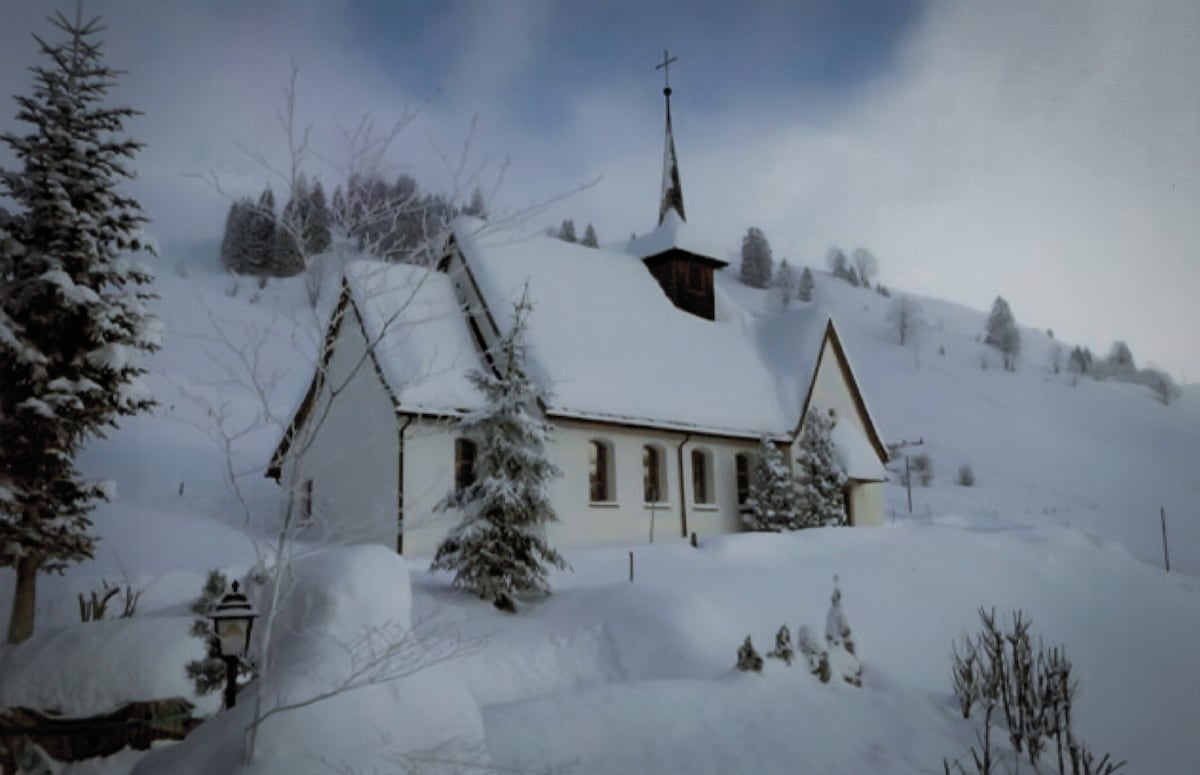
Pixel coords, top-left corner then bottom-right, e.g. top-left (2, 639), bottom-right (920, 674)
top-left (304, 179), bottom-right (332, 255)
top-left (740, 226), bottom-right (773, 288)
top-left (0, 6), bottom-right (160, 643)
top-left (797, 266), bottom-right (815, 302)
top-left (794, 409), bottom-right (847, 528)
top-left (985, 296), bottom-right (1020, 371)
top-left (218, 198), bottom-right (254, 272)
top-left (557, 219), bottom-right (577, 243)
top-left (245, 187), bottom-right (276, 276)
top-left (741, 437), bottom-right (800, 532)
top-left (581, 223), bottom-right (599, 248)
top-left (431, 290), bottom-right (567, 611)
top-left (769, 259), bottom-right (797, 311)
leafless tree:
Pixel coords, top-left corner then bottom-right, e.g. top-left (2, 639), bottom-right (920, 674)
top-left (886, 296), bottom-right (924, 347)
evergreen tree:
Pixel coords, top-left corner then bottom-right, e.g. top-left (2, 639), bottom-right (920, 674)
top-left (825, 575), bottom-right (862, 686)
top-left (581, 223), bottom-right (599, 248)
top-left (798, 625), bottom-right (831, 683)
top-left (0, 7), bottom-right (161, 643)
top-left (304, 179), bottom-right (332, 255)
top-left (557, 219), bottom-right (577, 243)
top-left (431, 290), bottom-right (567, 611)
top-left (741, 437), bottom-right (799, 532)
top-left (769, 259), bottom-right (797, 311)
top-left (736, 636), bottom-right (764, 672)
top-left (827, 247), bottom-right (853, 284)
top-left (794, 409), bottom-right (847, 528)
top-left (463, 186), bottom-right (487, 219)
top-left (739, 226), bottom-right (773, 288)
top-left (985, 296), bottom-right (1020, 371)
top-left (797, 266), bottom-right (815, 302)
top-left (219, 198), bottom-right (254, 273)
top-left (245, 187), bottom-right (276, 276)
top-left (1106, 341), bottom-right (1135, 373)
top-left (269, 201), bottom-right (304, 277)
top-left (767, 624), bottom-right (794, 665)
top-left (330, 185), bottom-right (347, 231)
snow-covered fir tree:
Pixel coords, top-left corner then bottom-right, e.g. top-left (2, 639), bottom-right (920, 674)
top-left (557, 218), bottom-right (577, 243)
top-left (219, 198), bottom-right (255, 273)
top-left (270, 196), bottom-right (304, 277)
top-left (739, 226), bottom-right (773, 288)
top-left (794, 409), bottom-right (847, 528)
top-left (0, 7), bottom-right (160, 643)
top-left (304, 179), bottom-right (333, 255)
top-left (984, 296), bottom-right (1020, 371)
top-left (741, 437), bottom-right (800, 532)
top-left (245, 187), bottom-right (276, 276)
top-left (797, 266), bottom-right (815, 302)
top-left (463, 187), bottom-right (487, 219)
top-left (581, 223), bottom-right (599, 248)
top-left (430, 290), bottom-right (567, 611)
top-left (768, 259), bottom-right (797, 311)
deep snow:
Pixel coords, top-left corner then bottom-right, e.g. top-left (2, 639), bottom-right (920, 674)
top-left (1, 246), bottom-right (1198, 773)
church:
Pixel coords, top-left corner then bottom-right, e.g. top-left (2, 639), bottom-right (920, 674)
top-left (267, 73), bottom-right (889, 555)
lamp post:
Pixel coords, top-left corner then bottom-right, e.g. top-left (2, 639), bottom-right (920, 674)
top-left (208, 580), bottom-right (258, 709)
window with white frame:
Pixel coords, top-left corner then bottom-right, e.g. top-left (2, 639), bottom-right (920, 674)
top-left (691, 448), bottom-right (714, 505)
top-left (589, 439), bottom-right (616, 502)
top-left (643, 444), bottom-right (668, 503)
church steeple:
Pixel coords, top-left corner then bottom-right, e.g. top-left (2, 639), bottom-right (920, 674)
top-left (656, 50), bottom-right (685, 225)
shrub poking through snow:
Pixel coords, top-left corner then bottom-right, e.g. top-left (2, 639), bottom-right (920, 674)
top-left (797, 625), bottom-right (831, 683)
top-left (185, 570), bottom-right (255, 697)
top-left (957, 464), bottom-right (976, 487)
top-left (767, 624), bottom-right (794, 665)
top-left (825, 576), bottom-right (855, 656)
top-left (736, 636), bottom-right (764, 673)
top-left (825, 576), bottom-right (863, 686)
top-left (431, 290), bottom-right (567, 612)
top-left (945, 607), bottom-right (1125, 775)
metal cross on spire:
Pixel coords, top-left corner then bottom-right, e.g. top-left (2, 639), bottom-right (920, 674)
top-left (655, 49), bottom-right (678, 95)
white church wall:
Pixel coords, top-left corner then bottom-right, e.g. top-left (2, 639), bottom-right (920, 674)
top-left (396, 415), bottom-right (758, 555)
top-left (807, 339), bottom-right (871, 439)
top-left (797, 338), bottom-right (886, 527)
top-left (849, 482), bottom-right (885, 527)
top-left (282, 304), bottom-right (400, 550)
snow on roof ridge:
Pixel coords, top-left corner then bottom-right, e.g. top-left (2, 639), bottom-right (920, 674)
top-left (625, 207), bottom-right (729, 263)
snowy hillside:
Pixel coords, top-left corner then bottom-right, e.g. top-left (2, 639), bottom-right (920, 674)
top-left (1, 248), bottom-right (1197, 773)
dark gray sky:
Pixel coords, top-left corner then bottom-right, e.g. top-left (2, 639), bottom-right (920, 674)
top-left (2, 0), bottom-right (1197, 379)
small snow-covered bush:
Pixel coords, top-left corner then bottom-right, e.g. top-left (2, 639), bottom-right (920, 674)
top-left (797, 625), bottom-right (831, 683)
top-left (825, 576), bottom-right (862, 686)
top-left (957, 464), bottom-right (976, 487)
top-left (736, 636), bottom-right (764, 673)
top-left (767, 624), bottom-right (794, 665)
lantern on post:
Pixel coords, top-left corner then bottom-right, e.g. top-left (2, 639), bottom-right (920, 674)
top-left (208, 580), bottom-right (258, 709)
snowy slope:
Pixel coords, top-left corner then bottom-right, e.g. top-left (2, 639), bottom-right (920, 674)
top-left (1, 248), bottom-right (1198, 773)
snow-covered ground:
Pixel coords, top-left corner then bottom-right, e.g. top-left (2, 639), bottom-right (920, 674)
top-left (1, 248), bottom-right (1197, 772)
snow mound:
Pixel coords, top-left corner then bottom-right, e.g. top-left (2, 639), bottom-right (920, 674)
top-left (133, 545), bottom-right (486, 774)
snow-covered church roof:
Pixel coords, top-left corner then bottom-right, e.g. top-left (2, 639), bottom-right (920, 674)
top-left (361, 216), bottom-right (823, 438)
top-left (625, 207), bottom-right (729, 264)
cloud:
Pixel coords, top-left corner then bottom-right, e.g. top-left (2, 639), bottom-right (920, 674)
top-left (516, 0), bottom-right (1199, 378)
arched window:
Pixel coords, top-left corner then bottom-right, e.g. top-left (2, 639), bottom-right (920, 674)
top-left (691, 448), bottom-right (714, 504)
top-left (589, 439), bottom-right (615, 502)
top-left (735, 453), bottom-right (752, 507)
top-left (643, 444), bottom-right (668, 503)
top-left (454, 438), bottom-right (477, 491)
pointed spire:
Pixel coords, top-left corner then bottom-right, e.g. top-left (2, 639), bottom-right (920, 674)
top-left (656, 50), bottom-right (685, 225)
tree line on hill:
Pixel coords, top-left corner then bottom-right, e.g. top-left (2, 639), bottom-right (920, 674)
top-left (219, 172), bottom-right (488, 277)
